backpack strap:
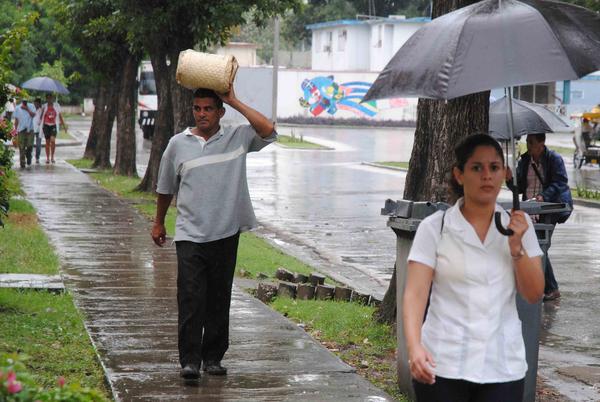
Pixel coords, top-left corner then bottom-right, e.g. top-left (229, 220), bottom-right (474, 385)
top-left (439, 210), bottom-right (447, 235)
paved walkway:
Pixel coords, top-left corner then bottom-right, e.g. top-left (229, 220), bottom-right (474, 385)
top-left (18, 162), bottom-right (394, 402)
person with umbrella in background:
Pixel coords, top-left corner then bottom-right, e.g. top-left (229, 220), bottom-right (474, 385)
top-left (32, 98), bottom-right (43, 164)
top-left (39, 93), bottom-right (67, 164)
top-left (509, 133), bottom-right (573, 302)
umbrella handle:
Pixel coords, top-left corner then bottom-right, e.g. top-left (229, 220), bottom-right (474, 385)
top-left (494, 179), bottom-right (520, 236)
top-left (494, 211), bottom-right (514, 236)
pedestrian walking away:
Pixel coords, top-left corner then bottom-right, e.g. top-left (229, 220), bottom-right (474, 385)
top-left (32, 98), bottom-right (43, 164)
top-left (403, 134), bottom-right (544, 402)
top-left (511, 133), bottom-right (573, 302)
top-left (39, 93), bottom-right (67, 164)
top-left (151, 87), bottom-right (277, 380)
top-left (13, 98), bottom-right (36, 168)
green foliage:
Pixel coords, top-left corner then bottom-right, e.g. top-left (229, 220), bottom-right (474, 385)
top-left (563, 0), bottom-right (600, 11)
top-left (575, 186), bottom-right (600, 200)
top-left (0, 13), bottom-right (37, 227)
top-left (33, 60), bottom-right (70, 86)
top-left (0, 352), bottom-right (108, 401)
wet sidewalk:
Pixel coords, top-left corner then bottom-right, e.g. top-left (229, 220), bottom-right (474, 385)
top-left (18, 162), bottom-right (394, 401)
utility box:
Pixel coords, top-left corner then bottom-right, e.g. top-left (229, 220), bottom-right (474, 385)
top-left (382, 199), bottom-right (571, 402)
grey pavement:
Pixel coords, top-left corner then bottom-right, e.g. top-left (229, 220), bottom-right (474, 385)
top-left (17, 162), bottom-right (395, 402)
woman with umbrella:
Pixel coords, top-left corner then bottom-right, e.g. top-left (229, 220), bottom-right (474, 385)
top-left (403, 134), bottom-right (544, 401)
top-left (39, 93), bottom-right (67, 164)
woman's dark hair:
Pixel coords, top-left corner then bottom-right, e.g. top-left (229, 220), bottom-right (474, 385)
top-left (193, 88), bottom-right (223, 109)
top-left (449, 133), bottom-right (504, 199)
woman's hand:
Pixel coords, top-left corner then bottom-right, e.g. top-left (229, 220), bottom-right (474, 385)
top-left (508, 209), bottom-right (529, 255)
top-left (408, 344), bottom-right (436, 384)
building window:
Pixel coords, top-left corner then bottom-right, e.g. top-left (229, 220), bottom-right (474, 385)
top-left (374, 25), bottom-right (382, 48)
top-left (337, 30), bottom-right (347, 51)
top-left (323, 31), bottom-right (333, 53)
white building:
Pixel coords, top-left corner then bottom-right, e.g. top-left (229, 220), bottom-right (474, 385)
top-left (216, 42), bottom-right (258, 67)
top-left (307, 16), bottom-right (429, 72)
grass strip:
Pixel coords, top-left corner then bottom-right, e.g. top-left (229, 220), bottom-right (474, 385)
top-left (0, 177), bottom-right (110, 398)
top-left (375, 161), bottom-right (409, 170)
top-left (277, 134), bottom-right (328, 149)
top-left (0, 199), bottom-right (59, 275)
top-left (271, 297), bottom-right (406, 401)
top-left (0, 289), bottom-right (109, 398)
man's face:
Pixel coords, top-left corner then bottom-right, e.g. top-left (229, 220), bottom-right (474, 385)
top-left (526, 135), bottom-right (545, 160)
top-left (192, 97), bottom-right (224, 134)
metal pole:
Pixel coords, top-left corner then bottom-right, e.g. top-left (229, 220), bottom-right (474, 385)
top-left (507, 86), bottom-right (520, 210)
top-left (272, 17), bottom-right (280, 124)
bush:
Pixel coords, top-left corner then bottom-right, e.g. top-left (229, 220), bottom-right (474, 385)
top-left (0, 354), bottom-right (108, 402)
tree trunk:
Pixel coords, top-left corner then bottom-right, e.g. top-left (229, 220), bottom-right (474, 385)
top-left (136, 45), bottom-right (174, 192)
top-left (84, 85), bottom-right (109, 160)
top-left (374, 0), bottom-right (491, 326)
top-left (169, 44), bottom-right (194, 133)
top-left (93, 81), bottom-right (118, 169)
top-left (404, 94), bottom-right (490, 203)
top-left (374, 265), bottom-right (397, 326)
top-left (114, 52), bottom-right (141, 177)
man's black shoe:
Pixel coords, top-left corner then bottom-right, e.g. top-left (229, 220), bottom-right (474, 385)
top-left (180, 363), bottom-right (200, 379)
top-left (203, 361), bottom-right (227, 375)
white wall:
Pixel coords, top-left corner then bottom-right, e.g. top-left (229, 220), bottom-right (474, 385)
top-left (223, 67), bottom-right (417, 125)
top-left (311, 25), bottom-right (370, 71)
top-left (216, 46), bottom-right (257, 67)
top-left (346, 26), bottom-right (370, 70)
top-left (391, 22), bottom-right (422, 54)
top-left (221, 67), bottom-right (274, 125)
top-left (311, 20), bottom-right (425, 72)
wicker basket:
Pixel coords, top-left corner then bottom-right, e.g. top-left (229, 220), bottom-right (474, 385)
top-left (176, 50), bottom-right (238, 93)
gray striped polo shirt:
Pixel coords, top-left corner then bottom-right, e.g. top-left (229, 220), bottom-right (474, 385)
top-left (156, 125), bottom-right (277, 243)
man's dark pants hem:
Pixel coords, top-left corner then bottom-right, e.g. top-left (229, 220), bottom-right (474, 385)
top-left (175, 232), bottom-right (240, 368)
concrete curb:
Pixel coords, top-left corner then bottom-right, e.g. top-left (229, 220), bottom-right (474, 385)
top-left (573, 198), bottom-right (600, 209)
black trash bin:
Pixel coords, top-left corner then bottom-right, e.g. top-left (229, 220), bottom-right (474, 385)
top-left (382, 199), bottom-right (571, 402)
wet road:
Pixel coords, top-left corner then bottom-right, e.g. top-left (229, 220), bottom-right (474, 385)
top-left (60, 118), bottom-right (600, 398)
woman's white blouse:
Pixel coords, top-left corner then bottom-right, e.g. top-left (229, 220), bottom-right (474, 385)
top-left (407, 200), bottom-right (543, 383)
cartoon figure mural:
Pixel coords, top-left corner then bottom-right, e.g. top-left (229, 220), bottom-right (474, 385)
top-left (299, 75), bottom-right (408, 118)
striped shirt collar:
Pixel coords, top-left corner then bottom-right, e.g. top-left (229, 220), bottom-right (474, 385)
top-left (184, 126), bottom-right (223, 143)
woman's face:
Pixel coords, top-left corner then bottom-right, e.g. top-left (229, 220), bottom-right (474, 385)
top-left (453, 145), bottom-right (505, 206)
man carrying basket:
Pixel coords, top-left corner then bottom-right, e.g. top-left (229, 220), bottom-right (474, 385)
top-left (151, 83), bottom-right (276, 379)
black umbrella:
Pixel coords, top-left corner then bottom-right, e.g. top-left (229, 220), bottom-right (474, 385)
top-left (363, 0), bottom-right (600, 235)
top-left (489, 95), bottom-right (572, 141)
top-left (364, 0), bottom-right (600, 102)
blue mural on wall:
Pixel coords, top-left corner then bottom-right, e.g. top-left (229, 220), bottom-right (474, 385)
top-left (299, 76), bottom-right (380, 117)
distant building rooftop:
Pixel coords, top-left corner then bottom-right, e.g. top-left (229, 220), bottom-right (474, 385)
top-left (307, 16), bottom-right (430, 30)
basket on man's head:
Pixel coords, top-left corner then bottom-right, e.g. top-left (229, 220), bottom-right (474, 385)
top-left (176, 50), bottom-right (238, 94)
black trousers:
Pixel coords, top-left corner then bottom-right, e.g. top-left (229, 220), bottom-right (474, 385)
top-left (175, 232), bottom-right (240, 367)
top-left (413, 377), bottom-right (524, 402)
